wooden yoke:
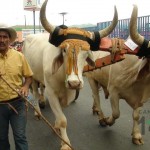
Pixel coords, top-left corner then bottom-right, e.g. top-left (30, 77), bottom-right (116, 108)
top-left (99, 37), bottom-right (139, 55)
top-left (83, 37), bottom-right (139, 72)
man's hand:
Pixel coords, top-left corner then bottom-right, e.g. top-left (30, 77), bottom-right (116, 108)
top-left (19, 86), bottom-right (29, 97)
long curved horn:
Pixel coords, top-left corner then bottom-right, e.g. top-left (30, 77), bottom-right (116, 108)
top-left (129, 5), bottom-right (144, 46)
top-left (40, 0), bottom-right (55, 34)
top-left (99, 6), bottom-right (118, 38)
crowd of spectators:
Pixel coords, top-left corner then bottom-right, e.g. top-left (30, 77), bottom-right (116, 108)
top-left (10, 41), bottom-right (23, 52)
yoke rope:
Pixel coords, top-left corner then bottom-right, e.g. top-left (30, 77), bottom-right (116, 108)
top-left (111, 38), bottom-right (124, 62)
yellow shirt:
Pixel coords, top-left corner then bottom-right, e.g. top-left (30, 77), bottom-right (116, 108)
top-left (0, 48), bottom-right (33, 101)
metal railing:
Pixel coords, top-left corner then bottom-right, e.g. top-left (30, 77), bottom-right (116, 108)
top-left (83, 15), bottom-right (150, 40)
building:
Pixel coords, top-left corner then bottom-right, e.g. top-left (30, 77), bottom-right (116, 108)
top-left (12, 25), bottom-right (45, 42)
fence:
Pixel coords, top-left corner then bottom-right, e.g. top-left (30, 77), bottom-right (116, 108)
top-left (83, 15), bottom-right (150, 40)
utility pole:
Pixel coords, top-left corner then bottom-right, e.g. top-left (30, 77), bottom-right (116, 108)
top-left (24, 15), bottom-right (27, 29)
top-left (33, 10), bottom-right (36, 34)
top-left (59, 12), bottom-right (68, 25)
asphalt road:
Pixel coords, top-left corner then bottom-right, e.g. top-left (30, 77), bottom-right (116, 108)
top-left (10, 77), bottom-right (150, 150)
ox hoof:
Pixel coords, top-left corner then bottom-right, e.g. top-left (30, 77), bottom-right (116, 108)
top-left (105, 117), bottom-right (115, 126)
top-left (71, 100), bottom-right (76, 103)
top-left (99, 118), bottom-right (107, 127)
top-left (61, 145), bottom-right (72, 150)
top-left (34, 114), bottom-right (42, 120)
top-left (39, 101), bottom-right (46, 109)
top-left (35, 116), bottom-right (41, 120)
top-left (92, 106), bottom-right (99, 115)
top-left (132, 137), bottom-right (144, 145)
top-left (54, 127), bottom-right (61, 135)
top-left (93, 110), bottom-right (99, 115)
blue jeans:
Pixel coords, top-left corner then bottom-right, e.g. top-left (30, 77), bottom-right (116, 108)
top-left (0, 98), bottom-right (28, 150)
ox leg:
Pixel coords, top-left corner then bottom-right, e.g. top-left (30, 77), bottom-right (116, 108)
top-left (39, 83), bottom-right (46, 109)
top-left (132, 107), bottom-right (144, 145)
top-left (87, 78), bottom-right (106, 126)
top-left (45, 89), bottom-right (72, 150)
top-left (31, 80), bottom-right (42, 120)
top-left (105, 91), bottom-right (120, 126)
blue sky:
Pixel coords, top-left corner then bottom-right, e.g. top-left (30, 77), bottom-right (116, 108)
top-left (0, 0), bottom-right (150, 26)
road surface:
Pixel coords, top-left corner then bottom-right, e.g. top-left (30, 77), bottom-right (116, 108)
top-left (10, 77), bottom-right (150, 150)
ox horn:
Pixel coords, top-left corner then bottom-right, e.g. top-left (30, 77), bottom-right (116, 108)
top-left (99, 6), bottom-right (118, 38)
top-left (129, 5), bottom-right (144, 46)
top-left (40, 0), bottom-right (55, 34)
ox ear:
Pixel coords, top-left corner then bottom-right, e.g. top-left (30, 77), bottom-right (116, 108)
top-left (52, 52), bottom-right (64, 74)
top-left (86, 51), bottom-right (95, 67)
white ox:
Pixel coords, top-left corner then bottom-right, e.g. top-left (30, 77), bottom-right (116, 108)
top-left (23, 32), bottom-right (94, 149)
top-left (84, 5), bottom-right (150, 145)
top-left (23, 0), bottom-right (118, 149)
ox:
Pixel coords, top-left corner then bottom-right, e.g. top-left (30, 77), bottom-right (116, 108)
top-left (23, 0), bottom-right (118, 149)
top-left (84, 5), bottom-right (150, 145)
top-left (30, 81), bottom-right (46, 109)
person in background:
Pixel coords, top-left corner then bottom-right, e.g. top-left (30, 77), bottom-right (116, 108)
top-left (16, 44), bottom-right (22, 52)
top-left (0, 23), bottom-right (33, 150)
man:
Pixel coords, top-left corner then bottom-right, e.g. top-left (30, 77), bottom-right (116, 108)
top-left (0, 23), bottom-right (33, 150)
